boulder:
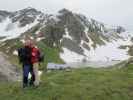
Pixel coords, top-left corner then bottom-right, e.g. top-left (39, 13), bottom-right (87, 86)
top-left (0, 52), bottom-right (21, 81)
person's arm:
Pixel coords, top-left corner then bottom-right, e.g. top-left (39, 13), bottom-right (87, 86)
top-left (17, 48), bottom-right (22, 64)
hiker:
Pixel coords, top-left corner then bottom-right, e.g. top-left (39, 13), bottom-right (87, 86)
top-left (18, 40), bottom-right (35, 88)
top-left (30, 40), bottom-right (41, 86)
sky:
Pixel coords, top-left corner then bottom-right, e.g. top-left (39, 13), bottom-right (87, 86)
top-left (0, 0), bottom-right (133, 31)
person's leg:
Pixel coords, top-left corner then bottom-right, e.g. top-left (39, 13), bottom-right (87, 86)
top-left (29, 64), bottom-right (35, 86)
top-left (33, 63), bottom-right (40, 86)
top-left (23, 65), bottom-right (30, 88)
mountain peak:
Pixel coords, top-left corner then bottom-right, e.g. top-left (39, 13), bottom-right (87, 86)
top-left (17, 7), bottom-right (40, 14)
top-left (24, 7), bottom-right (35, 10)
top-left (58, 8), bottom-right (72, 14)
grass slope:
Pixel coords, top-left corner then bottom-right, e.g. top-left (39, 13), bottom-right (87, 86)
top-left (0, 64), bottom-right (133, 100)
top-left (37, 41), bottom-right (64, 70)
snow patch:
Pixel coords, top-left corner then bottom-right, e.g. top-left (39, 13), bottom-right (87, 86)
top-left (84, 27), bottom-right (94, 50)
top-left (60, 47), bottom-right (84, 63)
top-left (0, 17), bottom-right (39, 41)
top-left (63, 28), bottom-right (73, 40)
top-left (61, 38), bottom-right (131, 63)
top-left (60, 38), bottom-right (63, 43)
top-left (49, 14), bottom-right (60, 22)
top-left (87, 41), bottom-right (129, 61)
top-left (36, 37), bottom-right (45, 42)
top-left (60, 28), bottom-right (131, 63)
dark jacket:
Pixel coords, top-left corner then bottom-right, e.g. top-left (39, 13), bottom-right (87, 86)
top-left (18, 46), bottom-right (32, 65)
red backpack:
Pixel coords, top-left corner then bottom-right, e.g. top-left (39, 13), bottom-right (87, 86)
top-left (31, 47), bottom-right (40, 64)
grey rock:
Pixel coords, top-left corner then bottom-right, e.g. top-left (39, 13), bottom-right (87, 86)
top-left (47, 63), bottom-right (70, 70)
top-left (0, 52), bottom-right (21, 82)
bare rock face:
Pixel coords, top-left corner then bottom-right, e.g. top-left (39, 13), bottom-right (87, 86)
top-left (0, 52), bottom-right (21, 82)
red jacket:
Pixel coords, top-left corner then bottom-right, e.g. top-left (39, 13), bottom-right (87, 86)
top-left (31, 46), bottom-right (40, 64)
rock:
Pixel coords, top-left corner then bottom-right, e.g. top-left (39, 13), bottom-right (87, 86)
top-left (47, 63), bottom-right (70, 70)
top-left (0, 52), bottom-right (21, 81)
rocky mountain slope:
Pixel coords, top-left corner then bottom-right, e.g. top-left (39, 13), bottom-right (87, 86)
top-left (0, 7), bottom-right (132, 64)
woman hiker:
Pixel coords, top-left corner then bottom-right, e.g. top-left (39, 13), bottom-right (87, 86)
top-left (30, 39), bottom-right (41, 86)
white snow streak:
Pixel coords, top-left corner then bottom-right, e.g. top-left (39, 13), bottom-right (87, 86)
top-left (0, 17), bottom-right (39, 41)
top-left (60, 48), bottom-right (84, 63)
top-left (63, 28), bottom-right (73, 40)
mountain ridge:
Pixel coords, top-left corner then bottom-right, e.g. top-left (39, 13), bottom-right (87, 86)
top-left (0, 7), bottom-right (132, 63)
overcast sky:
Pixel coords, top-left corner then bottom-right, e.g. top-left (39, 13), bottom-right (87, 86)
top-left (0, 0), bottom-right (133, 31)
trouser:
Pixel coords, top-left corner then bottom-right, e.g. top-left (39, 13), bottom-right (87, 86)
top-left (23, 64), bottom-right (35, 87)
top-left (33, 63), bottom-right (40, 86)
